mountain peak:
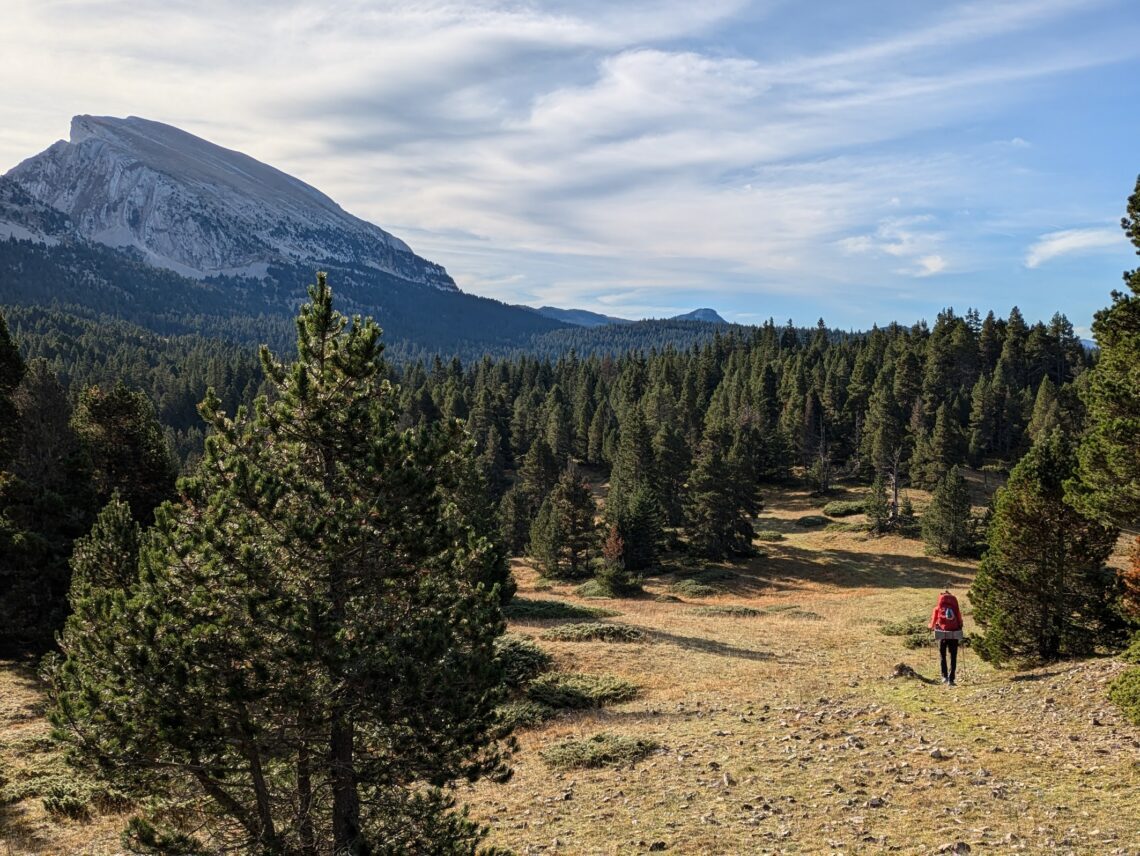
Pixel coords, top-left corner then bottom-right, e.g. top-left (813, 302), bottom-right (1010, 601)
top-left (5, 115), bottom-right (455, 289)
top-left (671, 308), bottom-right (727, 323)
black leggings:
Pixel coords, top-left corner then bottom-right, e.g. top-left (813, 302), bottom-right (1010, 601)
top-left (939, 639), bottom-right (959, 681)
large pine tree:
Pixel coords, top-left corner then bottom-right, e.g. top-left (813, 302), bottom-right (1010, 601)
top-left (970, 433), bottom-right (1122, 663)
top-left (1069, 175), bottom-right (1140, 615)
top-left (48, 275), bottom-right (512, 854)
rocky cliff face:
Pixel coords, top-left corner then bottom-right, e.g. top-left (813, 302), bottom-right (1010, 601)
top-left (4, 115), bottom-right (457, 290)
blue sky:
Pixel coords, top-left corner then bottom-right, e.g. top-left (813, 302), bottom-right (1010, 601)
top-left (2, 0), bottom-right (1139, 334)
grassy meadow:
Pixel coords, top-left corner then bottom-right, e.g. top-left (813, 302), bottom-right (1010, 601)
top-left (2, 484), bottom-right (1138, 855)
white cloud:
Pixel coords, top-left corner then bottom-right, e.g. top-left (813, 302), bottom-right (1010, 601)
top-left (1024, 227), bottom-right (1123, 268)
top-left (915, 254), bottom-right (948, 276)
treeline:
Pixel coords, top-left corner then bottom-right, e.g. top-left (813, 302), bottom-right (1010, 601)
top-left (389, 307), bottom-right (1090, 571)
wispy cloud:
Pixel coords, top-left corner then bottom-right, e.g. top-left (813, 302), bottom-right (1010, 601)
top-left (1024, 227), bottom-right (1123, 268)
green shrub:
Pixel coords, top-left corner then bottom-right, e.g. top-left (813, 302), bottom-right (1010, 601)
top-left (495, 700), bottom-right (557, 730)
top-left (692, 605), bottom-right (762, 617)
top-left (823, 500), bottom-right (865, 517)
top-left (540, 733), bottom-right (659, 770)
top-left (1120, 636), bottom-right (1140, 665)
top-left (542, 622), bottom-right (646, 643)
top-left (754, 530), bottom-right (784, 541)
top-left (796, 515), bottom-right (829, 527)
top-left (494, 634), bottom-right (554, 687)
top-left (42, 786), bottom-right (92, 820)
top-left (1107, 668), bottom-right (1140, 726)
top-left (879, 616), bottom-right (929, 637)
top-left (670, 579), bottom-right (720, 598)
top-left (575, 579), bottom-right (616, 599)
top-left (525, 673), bottom-right (639, 709)
top-left (503, 598), bottom-right (618, 621)
top-left (761, 604), bottom-right (820, 619)
top-left (826, 521), bottom-right (870, 533)
top-left (878, 615), bottom-right (931, 649)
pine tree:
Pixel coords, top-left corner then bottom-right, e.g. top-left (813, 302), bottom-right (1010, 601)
top-left (498, 484), bottom-right (532, 555)
top-left (653, 423), bottom-right (690, 526)
top-left (615, 483), bottom-right (664, 572)
top-left (1026, 375), bottom-right (1060, 444)
top-left (607, 408), bottom-right (657, 516)
top-left (72, 382), bottom-right (178, 523)
top-left (866, 474), bottom-right (891, 534)
top-left (518, 437), bottom-right (559, 507)
top-left (528, 495), bottom-right (564, 577)
top-left (48, 275), bottom-right (511, 854)
top-left (686, 427), bottom-right (753, 559)
top-left (970, 433), bottom-right (1122, 664)
top-left (0, 357), bottom-right (96, 651)
top-left (921, 466), bottom-right (973, 557)
top-left (530, 467), bottom-right (596, 579)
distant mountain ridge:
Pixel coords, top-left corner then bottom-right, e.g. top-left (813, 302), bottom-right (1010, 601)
top-left (4, 115), bottom-right (456, 289)
top-left (535, 305), bottom-right (728, 327)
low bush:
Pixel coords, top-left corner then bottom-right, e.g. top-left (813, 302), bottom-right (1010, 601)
top-left (823, 500), bottom-right (865, 517)
top-left (692, 605), bottom-right (763, 617)
top-left (878, 615), bottom-right (931, 649)
top-left (494, 633), bottom-right (554, 687)
top-left (879, 617), bottom-right (929, 637)
top-left (575, 579), bottom-right (618, 599)
top-left (495, 700), bottom-right (557, 730)
top-left (670, 579), bottom-right (720, 598)
top-left (1107, 668), bottom-right (1140, 726)
top-left (1119, 636), bottom-right (1140, 665)
top-left (796, 515), bottom-right (829, 527)
top-left (826, 521), bottom-right (870, 533)
top-left (754, 530), bottom-right (784, 541)
top-left (542, 622), bottom-right (646, 643)
top-left (540, 733), bottom-right (659, 770)
top-left (504, 598), bottom-right (618, 621)
top-left (525, 673), bottom-right (639, 709)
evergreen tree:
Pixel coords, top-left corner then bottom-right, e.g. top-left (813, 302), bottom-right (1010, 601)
top-left (1026, 375), bottom-right (1061, 444)
top-left (970, 433), bottom-right (1122, 664)
top-left (518, 437), bottom-right (559, 508)
top-left (653, 422), bottom-right (690, 526)
top-left (48, 276), bottom-right (511, 854)
top-left (921, 466), bottom-right (973, 557)
top-left (72, 382), bottom-right (178, 523)
top-left (529, 467), bottom-right (596, 579)
top-left (614, 483), bottom-right (664, 572)
top-left (686, 427), bottom-right (753, 559)
top-left (498, 484), bottom-right (532, 555)
top-left (607, 408), bottom-right (657, 516)
top-left (0, 357), bottom-right (96, 650)
top-left (866, 474), bottom-right (891, 534)
top-left (1069, 175), bottom-right (1140, 616)
top-left (528, 495), bottom-right (564, 578)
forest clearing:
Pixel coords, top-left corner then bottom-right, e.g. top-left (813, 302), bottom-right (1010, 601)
top-left (4, 484), bottom-right (1136, 855)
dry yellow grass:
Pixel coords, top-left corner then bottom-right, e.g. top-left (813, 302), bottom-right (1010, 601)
top-left (466, 486), bottom-right (1140, 855)
top-left (2, 485), bottom-right (1138, 855)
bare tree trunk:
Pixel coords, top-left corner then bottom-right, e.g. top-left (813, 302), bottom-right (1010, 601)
top-left (297, 736), bottom-right (315, 853)
top-left (331, 713), bottom-right (361, 853)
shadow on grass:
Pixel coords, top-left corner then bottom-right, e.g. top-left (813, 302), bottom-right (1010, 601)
top-left (649, 629), bottom-right (777, 662)
top-left (1010, 669), bottom-right (1067, 682)
top-left (734, 544), bottom-right (973, 592)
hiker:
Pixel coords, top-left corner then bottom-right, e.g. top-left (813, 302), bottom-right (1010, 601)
top-left (929, 590), bottom-right (964, 686)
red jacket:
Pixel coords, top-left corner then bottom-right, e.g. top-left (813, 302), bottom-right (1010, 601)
top-left (929, 592), bottom-right (963, 631)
